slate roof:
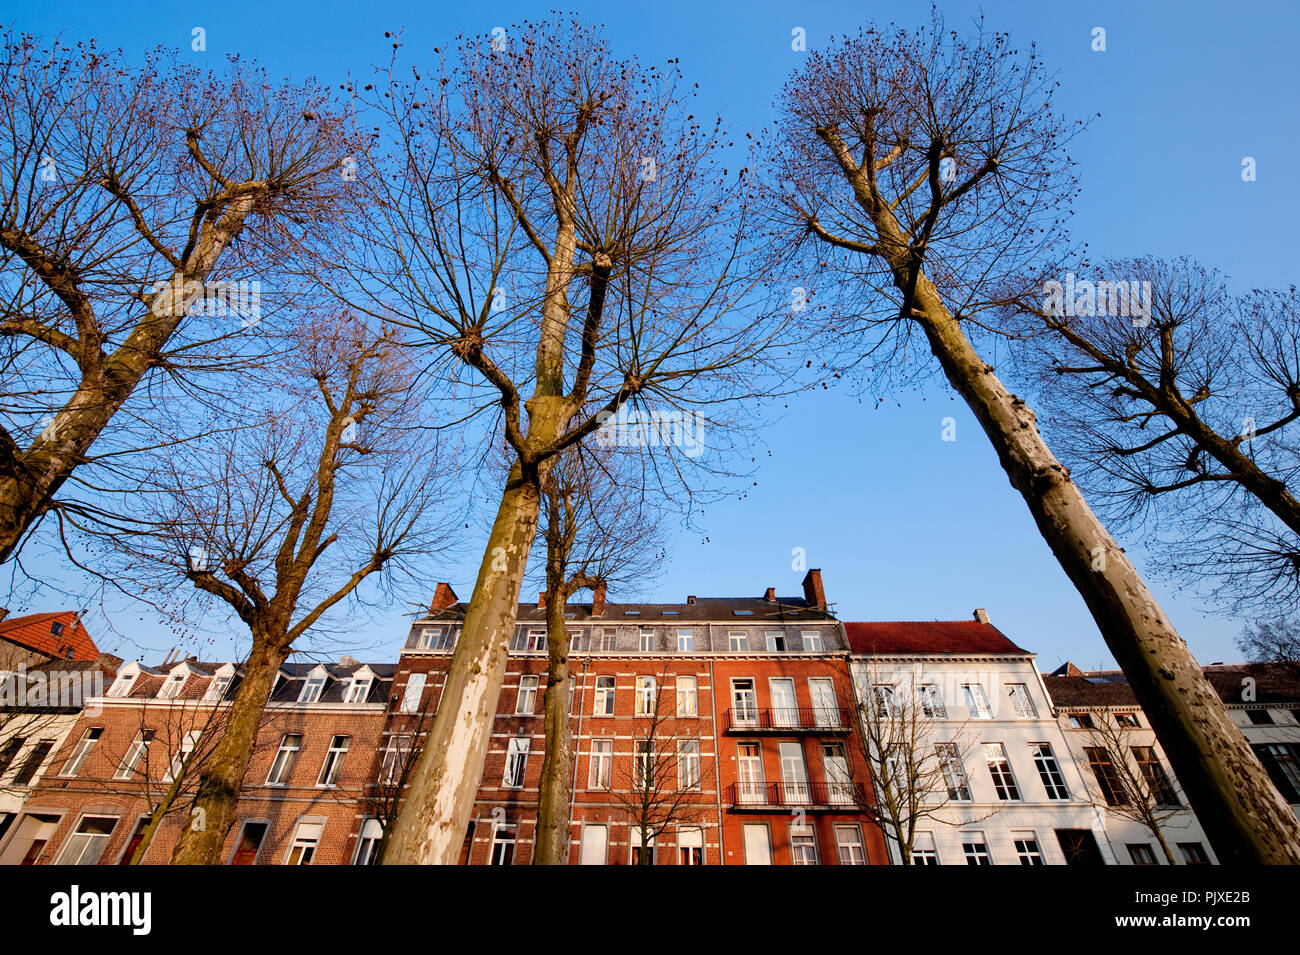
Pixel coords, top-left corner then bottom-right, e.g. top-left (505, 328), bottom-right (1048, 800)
top-left (424, 595), bottom-right (836, 625)
top-left (1046, 662), bottom-right (1300, 708)
top-left (0, 611), bottom-right (99, 662)
top-left (844, 620), bottom-right (1030, 656)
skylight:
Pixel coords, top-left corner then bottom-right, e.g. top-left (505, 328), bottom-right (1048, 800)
top-left (733, 610), bottom-right (754, 616)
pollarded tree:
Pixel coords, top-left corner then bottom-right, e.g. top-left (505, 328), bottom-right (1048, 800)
top-left (94, 314), bottom-right (455, 864)
top-left (765, 13), bottom-right (1300, 861)
top-left (349, 18), bottom-right (795, 864)
top-left (0, 30), bottom-right (352, 563)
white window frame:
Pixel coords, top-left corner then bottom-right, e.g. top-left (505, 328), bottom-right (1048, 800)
top-left (381, 734), bottom-right (411, 784)
top-left (589, 738), bottom-right (613, 790)
top-left (298, 675), bottom-right (326, 704)
top-left (963, 683), bottom-right (992, 719)
top-left (676, 675), bottom-right (698, 717)
top-left (1013, 831), bottom-right (1044, 865)
top-left (285, 820), bottom-right (323, 865)
top-left (57, 815), bottom-right (118, 865)
top-left (728, 631), bottom-right (747, 652)
top-left (635, 676), bottom-right (657, 716)
top-left (158, 671), bottom-right (186, 700)
top-left (400, 672), bottom-right (427, 714)
top-left (317, 735), bottom-right (351, 788)
top-left (962, 833), bottom-right (992, 865)
top-left (1006, 683), bottom-right (1037, 718)
top-left (60, 727), bottom-right (102, 777)
top-left (503, 737), bottom-right (529, 788)
top-left (639, 628), bottom-right (655, 652)
top-left (114, 729), bottom-right (154, 780)
top-left (352, 817), bottom-right (384, 865)
top-left (163, 730), bottom-right (202, 784)
top-left (935, 742), bottom-right (972, 801)
top-left (265, 733), bottom-right (302, 786)
top-left (765, 630), bottom-right (786, 652)
top-left (593, 675), bottom-right (615, 716)
top-left (920, 683), bottom-right (946, 718)
top-left (516, 675), bottom-right (538, 715)
top-left (801, 630), bottom-right (823, 652)
top-left (344, 677), bottom-right (371, 703)
top-left (1030, 742), bottom-right (1071, 800)
top-left (834, 825), bottom-right (866, 865)
top-left (677, 628), bottom-right (694, 652)
top-left (678, 739), bottom-right (701, 791)
top-left (984, 742), bottom-right (1021, 801)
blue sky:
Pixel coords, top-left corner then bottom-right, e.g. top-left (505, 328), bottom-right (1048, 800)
top-left (7, 0), bottom-right (1299, 671)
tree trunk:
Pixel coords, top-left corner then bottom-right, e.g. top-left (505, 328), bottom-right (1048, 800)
top-left (128, 771), bottom-right (187, 864)
top-left (169, 637), bottom-right (287, 864)
top-left (904, 264), bottom-right (1300, 863)
top-left (383, 461), bottom-right (544, 864)
top-left (533, 588), bottom-right (574, 864)
top-left (1149, 818), bottom-right (1178, 865)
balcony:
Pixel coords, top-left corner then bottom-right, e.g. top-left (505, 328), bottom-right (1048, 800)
top-left (721, 707), bottom-right (852, 734)
top-left (726, 781), bottom-right (865, 811)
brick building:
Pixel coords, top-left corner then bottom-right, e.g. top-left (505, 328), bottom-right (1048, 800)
top-left (2, 654), bottom-right (392, 865)
top-left (393, 571), bottom-right (889, 864)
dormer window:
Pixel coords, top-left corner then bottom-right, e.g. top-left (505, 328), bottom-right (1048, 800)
top-left (158, 671), bottom-right (187, 700)
top-left (109, 670), bottom-right (137, 698)
top-left (299, 675), bottom-right (326, 703)
top-left (51, 621), bottom-right (64, 636)
top-left (206, 671), bottom-right (233, 701)
top-left (344, 677), bottom-right (371, 703)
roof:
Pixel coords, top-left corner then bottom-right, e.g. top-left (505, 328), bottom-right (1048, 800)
top-left (116, 658), bottom-right (395, 704)
top-left (0, 612), bottom-right (99, 662)
top-left (1046, 662), bottom-right (1300, 708)
top-left (844, 620), bottom-right (1030, 656)
top-left (423, 595), bottom-right (835, 625)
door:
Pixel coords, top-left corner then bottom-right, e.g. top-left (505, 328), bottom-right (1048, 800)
top-left (779, 742), bottom-right (810, 805)
top-left (737, 742), bottom-right (764, 804)
top-left (770, 678), bottom-right (798, 727)
top-left (742, 824), bottom-right (772, 865)
top-left (230, 821), bottom-right (268, 865)
top-left (0, 814), bottom-right (58, 866)
top-left (118, 816), bottom-right (150, 864)
top-left (822, 743), bottom-right (854, 804)
top-left (809, 678), bottom-right (838, 726)
top-left (579, 825), bottom-right (608, 865)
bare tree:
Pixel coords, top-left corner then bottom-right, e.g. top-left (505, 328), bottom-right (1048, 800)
top-left (0, 30), bottom-right (351, 563)
top-left (852, 665), bottom-right (994, 865)
top-left (1237, 617), bottom-right (1300, 678)
top-left (353, 18), bottom-right (795, 864)
top-left (611, 665), bottom-right (713, 865)
top-left (531, 444), bottom-right (667, 864)
top-left (90, 314), bottom-right (454, 864)
top-left (1076, 709), bottom-right (1187, 865)
top-left (765, 12), bottom-right (1300, 862)
top-left (1009, 258), bottom-right (1300, 612)
top-left (362, 704), bottom-right (433, 865)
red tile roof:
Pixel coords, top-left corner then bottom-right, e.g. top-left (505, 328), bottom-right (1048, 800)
top-left (844, 620), bottom-right (1029, 656)
top-left (0, 611), bottom-right (100, 662)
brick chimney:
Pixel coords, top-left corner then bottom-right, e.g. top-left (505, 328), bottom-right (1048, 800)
top-left (538, 591), bottom-right (547, 610)
top-left (686, 595), bottom-right (696, 604)
top-left (592, 581), bottom-right (607, 617)
top-left (763, 587), bottom-right (776, 602)
top-left (429, 582), bottom-right (458, 613)
top-left (973, 608), bottom-right (990, 624)
top-left (801, 569), bottom-right (826, 610)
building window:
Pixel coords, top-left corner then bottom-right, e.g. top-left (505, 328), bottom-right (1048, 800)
top-left (207, 674), bottom-right (232, 701)
top-left (1115, 712), bottom-right (1140, 728)
top-left (635, 676), bottom-right (657, 716)
top-left (1131, 746), bottom-right (1179, 807)
top-left (299, 674), bottom-right (326, 703)
top-left (589, 739), bottom-right (613, 790)
top-left (731, 678), bottom-right (757, 725)
top-left (285, 821), bottom-right (322, 865)
top-left (962, 835), bottom-right (992, 865)
top-left (1030, 742), bottom-right (1070, 800)
top-left (0, 738), bottom-right (22, 777)
top-left (1084, 746), bottom-right (1129, 806)
top-left (57, 816), bottom-right (118, 865)
top-left (835, 825), bottom-right (866, 865)
top-left (920, 684), bottom-right (946, 718)
top-left (525, 629), bottom-right (546, 652)
top-left (353, 818), bottom-right (384, 865)
top-left (801, 630), bottom-right (823, 652)
top-left (822, 742), bottom-right (854, 804)
top-left (230, 821), bottom-right (267, 865)
top-left (677, 629), bottom-right (694, 652)
top-left (593, 675), bottom-right (616, 716)
top-left (678, 827), bottom-right (704, 865)
top-left (984, 743), bottom-right (1021, 800)
top-left (872, 683), bottom-right (896, 717)
top-left (401, 673), bottom-right (426, 714)
top-left (630, 826), bottom-right (656, 865)
top-left (639, 628), bottom-right (655, 652)
top-left (791, 831), bottom-right (819, 865)
top-left (1006, 683), bottom-right (1037, 718)
top-left (1178, 842), bottom-right (1210, 865)
top-left (1127, 843), bottom-right (1158, 865)
top-left (163, 730), bottom-right (202, 783)
top-left (503, 737), bottom-right (529, 788)
top-left (962, 684), bottom-right (992, 719)
top-left (108, 671), bottom-right (137, 697)
top-left (1254, 743), bottom-right (1300, 802)
top-left (598, 628), bottom-right (617, 652)
top-left (765, 631), bottom-right (786, 652)
top-left (490, 823), bottom-right (517, 865)
top-left (1068, 713), bottom-right (1094, 729)
top-left (743, 824), bottom-right (772, 865)
top-left (678, 739), bottom-right (701, 791)
top-left (344, 676), bottom-right (371, 703)
top-left (1013, 833), bottom-right (1044, 865)
top-left (516, 675), bottom-right (538, 715)
top-left (728, 631), bottom-right (747, 652)
top-left (266, 733), bottom-right (302, 786)
top-left (935, 743), bottom-right (971, 801)
top-left (60, 727), bottom-right (103, 777)
top-left (114, 730), bottom-right (155, 780)
top-left (317, 735), bottom-right (351, 787)
top-left (677, 676), bottom-right (698, 717)
top-left (1247, 709), bottom-right (1274, 726)
top-left (634, 739), bottom-right (656, 789)
top-left (737, 742), bottom-right (764, 804)
top-left (381, 734), bottom-right (412, 784)
top-left (12, 740), bottom-right (54, 786)
top-left (414, 627), bottom-right (442, 649)
top-left (911, 832), bottom-right (939, 865)
top-left (579, 824), bottom-right (608, 865)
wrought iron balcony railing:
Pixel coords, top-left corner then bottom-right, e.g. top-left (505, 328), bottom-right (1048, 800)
top-left (726, 781), bottom-right (865, 810)
top-left (721, 706), bottom-right (851, 734)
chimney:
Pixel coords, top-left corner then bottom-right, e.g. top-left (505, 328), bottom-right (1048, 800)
top-left (538, 591), bottom-right (547, 610)
top-left (592, 581), bottom-right (607, 617)
top-left (429, 582), bottom-right (458, 614)
top-left (801, 569), bottom-right (826, 610)
top-left (763, 587), bottom-right (776, 603)
top-left (339, 655), bottom-right (361, 668)
top-left (0, 607), bottom-right (8, 622)
top-left (686, 595), bottom-right (696, 604)
top-left (973, 608), bottom-right (990, 624)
